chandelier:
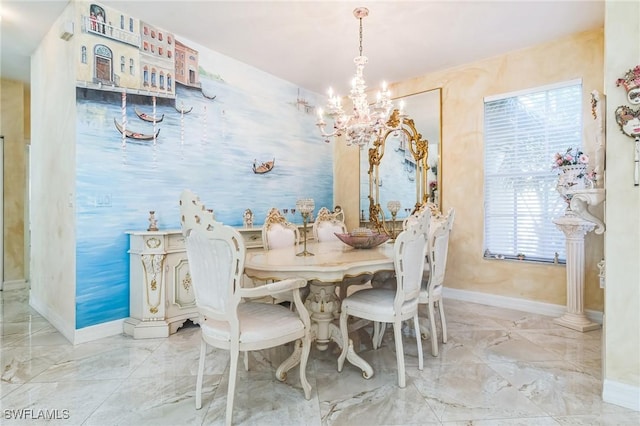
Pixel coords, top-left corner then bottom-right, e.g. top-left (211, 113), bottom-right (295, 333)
top-left (316, 7), bottom-right (400, 147)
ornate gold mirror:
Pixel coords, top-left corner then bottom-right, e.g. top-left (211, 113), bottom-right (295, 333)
top-left (359, 88), bottom-right (442, 235)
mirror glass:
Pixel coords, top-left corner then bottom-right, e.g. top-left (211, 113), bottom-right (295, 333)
top-left (359, 88), bottom-right (442, 224)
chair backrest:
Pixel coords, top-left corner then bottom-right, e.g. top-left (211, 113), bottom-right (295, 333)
top-left (180, 189), bottom-right (245, 323)
top-left (428, 208), bottom-right (455, 292)
top-left (393, 207), bottom-right (431, 309)
top-left (262, 208), bottom-right (300, 250)
top-left (313, 207), bottom-right (347, 242)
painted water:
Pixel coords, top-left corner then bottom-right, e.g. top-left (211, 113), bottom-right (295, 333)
top-left (75, 77), bottom-right (331, 327)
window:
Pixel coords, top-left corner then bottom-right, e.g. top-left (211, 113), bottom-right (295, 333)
top-left (483, 80), bottom-right (582, 263)
top-left (120, 56), bottom-right (125, 72)
top-left (129, 58), bottom-right (134, 75)
top-left (120, 15), bottom-right (124, 29)
top-left (81, 46), bottom-right (87, 64)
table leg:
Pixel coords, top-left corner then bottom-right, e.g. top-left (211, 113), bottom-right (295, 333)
top-left (275, 282), bottom-right (374, 380)
top-left (328, 322), bottom-right (374, 379)
top-left (305, 283), bottom-right (340, 350)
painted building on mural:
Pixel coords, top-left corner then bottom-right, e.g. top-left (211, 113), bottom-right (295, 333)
top-left (174, 40), bottom-right (201, 88)
top-left (139, 21), bottom-right (175, 96)
top-left (74, 2), bottom-right (182, 99)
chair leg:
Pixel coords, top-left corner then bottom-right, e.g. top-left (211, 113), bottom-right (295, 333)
top-left (337, 309), bottom-right (349, 372)
top-left (438, 300), bottom-right (447, 343)
top-left (413, 313), bottom-right (423, 371)
top-left (372, 321), bottom-right (385, 349)
top-left (244, 351), bottom-right (249, 371)
top-left (298, 338), bottom-right (312, 399)
top-left (226, 346), bottom-right (239, 426)
top-left (195, 339), bottom-right (207, 409)
top-left (428, 301), bottom-right (439, 357)
top-left (393, 320), bottom-right (406, 388)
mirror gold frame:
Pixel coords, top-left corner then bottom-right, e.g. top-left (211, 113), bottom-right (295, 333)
top-left (359, 88), bottom-right (442, 235)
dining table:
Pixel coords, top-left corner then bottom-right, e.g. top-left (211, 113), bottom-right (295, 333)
top-left (244, 240), bottom-right (396, 380)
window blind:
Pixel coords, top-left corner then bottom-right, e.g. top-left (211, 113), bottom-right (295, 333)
top-left (483, 80), bottom-right (583, 263)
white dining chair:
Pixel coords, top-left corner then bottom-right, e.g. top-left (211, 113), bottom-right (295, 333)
top-left (337, 207), bottom-right (430, 388)
top-left (179, 190), bottom-right (312, 425)
top-left (371, 207), bottom-right (455, 357)
top-left (312, 207), bottom-right (372, 301)
top-left (262, 207), bottom-right (307, 306)
top-left (420, 208), bottom-right (455, 356)
top-left (262, 207), bottom-right (300, 250)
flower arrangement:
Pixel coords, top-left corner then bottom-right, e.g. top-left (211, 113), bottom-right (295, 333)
top-left (616, 65), bottom-right (640, 92)
top-left (552, 147), bottom-right (589, 169)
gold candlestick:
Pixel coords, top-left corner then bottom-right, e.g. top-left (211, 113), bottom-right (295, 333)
top-left (387, 200), bottom-right (401, 241)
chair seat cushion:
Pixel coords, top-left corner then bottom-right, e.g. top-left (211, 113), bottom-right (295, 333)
top-left (201, 302), bottom-right (304, 343)
top-left (342, 288), bottom-right (418, 320)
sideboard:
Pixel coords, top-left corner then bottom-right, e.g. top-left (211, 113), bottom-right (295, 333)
top-left (123, 225), bottom-right (309, 339)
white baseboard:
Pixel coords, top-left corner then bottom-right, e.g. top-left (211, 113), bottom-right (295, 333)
top-left (443, 287), bottom-right (603, 324)
top-left (2, 279), bottom-right (27, 291)
top-left (30, 291), bottom-right (125, 344)
top-left (29, 293), bottom-right (75, 344)
top-left (74, 319), bottom-right (125, 344)
top-left (603, 379), bottom-right (640, 411)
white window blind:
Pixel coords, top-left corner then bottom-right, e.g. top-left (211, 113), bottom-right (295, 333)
top-left (483, 80), bottom-right (582, 263)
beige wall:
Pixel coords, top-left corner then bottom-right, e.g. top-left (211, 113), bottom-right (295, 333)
top-left (338, 29), bottom-right (605, 311)
top-left (29, 3), bottom-right (78, 341)
top-left (603, 0), bottom-right (640, 402)
top-left (0, 78), bottom-right (27, 283)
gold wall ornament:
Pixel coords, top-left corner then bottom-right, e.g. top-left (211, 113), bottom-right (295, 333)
top-left (367, 110), bottom-right (430, 236)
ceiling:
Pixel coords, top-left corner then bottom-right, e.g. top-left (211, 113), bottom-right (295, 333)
top-left (1, 1), bottom-right (604, 95)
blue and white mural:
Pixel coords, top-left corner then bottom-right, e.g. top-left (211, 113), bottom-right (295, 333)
top-left (75, 11), bottom-right (330, 328)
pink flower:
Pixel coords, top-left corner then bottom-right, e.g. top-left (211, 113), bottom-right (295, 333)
top-left (579, 154), bottom-right (589, 164)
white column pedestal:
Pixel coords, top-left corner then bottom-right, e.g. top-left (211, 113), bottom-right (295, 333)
top-left (552, 215), bottom-right (601, 332)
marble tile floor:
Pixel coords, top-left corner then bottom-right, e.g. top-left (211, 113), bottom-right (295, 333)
top-left (1, 288), bottom-right (638, 426)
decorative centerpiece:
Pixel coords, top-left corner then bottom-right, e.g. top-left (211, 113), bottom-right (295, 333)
top-left (334, 228), bottom-right (390, 249)
top-left (243, 208), bottom-right (254, 228)
top-left (552, 147), bottom-right (594, 208)
top-left (296, 198), bottom-right (315, 256)
top-left (147, 211), bottom-right (158, 231)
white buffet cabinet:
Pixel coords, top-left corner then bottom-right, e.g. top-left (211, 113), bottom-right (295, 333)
top-left (124, 225), bottom-right (308, 339)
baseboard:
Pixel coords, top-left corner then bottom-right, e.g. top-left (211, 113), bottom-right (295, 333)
top-left (2, 279), bottom-right (27, 291)
top-left (443, 287), bottom-right (603, 324)
top-left (74, 319), bottom-right (125, 344)
top-left (29, 293), bottom-right (75, 344)
top-left (603, 379), bottom-right (640, 411)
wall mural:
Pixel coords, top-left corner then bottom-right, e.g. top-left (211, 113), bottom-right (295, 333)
top-left (75, 3), bottom-right (331, 328)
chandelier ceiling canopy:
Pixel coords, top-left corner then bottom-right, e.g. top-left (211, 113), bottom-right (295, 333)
top-left (316, 7), bottom-right (402, 147)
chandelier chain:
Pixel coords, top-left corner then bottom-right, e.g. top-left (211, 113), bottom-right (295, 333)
top-left (359, 16), bottom-right (363, 57)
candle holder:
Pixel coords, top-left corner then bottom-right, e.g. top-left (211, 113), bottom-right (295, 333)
top-left (387, 200), bottom-right (401, 240)
top-left (296, 198), bottom-right (315, 256)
